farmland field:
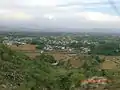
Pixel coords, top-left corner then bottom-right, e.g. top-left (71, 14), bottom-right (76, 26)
top-left (8, 44), bottom-right (120, 70)
top-left (24, 51), bottom-right (120, 70)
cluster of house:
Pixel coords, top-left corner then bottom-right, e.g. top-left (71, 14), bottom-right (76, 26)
top-left (38, 36), bottom-right (77, 52)
top-left (2, 36), bottom-right (97, 54)
top-left (2, 36), bottom-right (32, 46)
top-left (3, 40), bottom-right (26, 46)
top-left (43, 45), bottom-right (73, 52)
top-left (80, 47), bottom-right (91, 54)
top-left (39, 37), bottom-right (93, 53)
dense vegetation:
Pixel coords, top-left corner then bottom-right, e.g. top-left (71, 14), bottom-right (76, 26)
top-left (89, 42), bottom-right (120, 56)
top-left (0, 44), bottom-right (120, 90)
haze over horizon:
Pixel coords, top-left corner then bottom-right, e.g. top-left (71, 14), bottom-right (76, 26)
top-left (0, 0), bottom-right (120, 32)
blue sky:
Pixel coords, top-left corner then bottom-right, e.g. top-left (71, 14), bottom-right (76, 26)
top-left (0, 0), bottom-right (120, 30)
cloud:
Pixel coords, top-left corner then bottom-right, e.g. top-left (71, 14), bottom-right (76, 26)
top-left (76, 12), bottom-right (120, 21)
top-left (0, 9), bottom-right (33, 20)
top-left (18, 0), bottom-right (57, 7)
top-left (0, 0), bottom-right (120, 29)
top-left (43, 14), bottom-right (55, 20)
top-left (36, 11), bottom-right (120, 29)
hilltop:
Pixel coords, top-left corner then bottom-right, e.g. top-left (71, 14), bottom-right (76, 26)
top-left (0, 44), bottom-right (120, 90)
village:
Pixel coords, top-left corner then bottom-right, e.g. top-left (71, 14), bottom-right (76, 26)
top-left (1, 32), bottom-right (120, 70)
top-left (2, 34), bottom-right (96, 54)
top-left (1, 32), bottom-right (120, 90)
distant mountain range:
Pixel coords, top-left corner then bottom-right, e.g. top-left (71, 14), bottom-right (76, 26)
top-left (0, 25), bottom-right (119, 33)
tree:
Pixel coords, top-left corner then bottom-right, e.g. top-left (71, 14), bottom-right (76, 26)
top-left (91, 43), bottom-right (120, 55)
top-left (36, 45), bottom-right (44, 50)
top-left (0, 44), bottom-right (29, 88)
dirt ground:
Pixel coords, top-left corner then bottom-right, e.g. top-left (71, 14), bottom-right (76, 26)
top-left (9, 44), bottom-right (36, 51)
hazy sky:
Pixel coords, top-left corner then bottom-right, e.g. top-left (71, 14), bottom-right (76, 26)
top-left (0, 0), bottom-right (120, 30)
